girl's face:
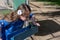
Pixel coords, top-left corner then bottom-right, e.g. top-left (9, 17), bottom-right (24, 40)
top-left (17, 9), bottom-right (27, 21)
top-left (17, 4), bottom-right (31, 21)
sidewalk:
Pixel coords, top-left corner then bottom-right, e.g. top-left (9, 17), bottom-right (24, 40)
top-left (29, 2), bottom-right (60, 13)
top-left (31, 14), bottom-right (60, 40)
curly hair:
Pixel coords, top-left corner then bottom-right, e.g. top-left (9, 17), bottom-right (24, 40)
top-left (4, 4), bottom-right (31, 22)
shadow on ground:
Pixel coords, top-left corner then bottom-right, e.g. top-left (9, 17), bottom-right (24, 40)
top-left (40, 11), bottom-right (60, 17)
top-left (35, 20), bottom-right (60, 36)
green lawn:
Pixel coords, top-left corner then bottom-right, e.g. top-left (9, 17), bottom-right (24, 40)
top-left (36, 0), bottom-right (60, 5)
top-left (0, 9), bottom-right (11, 15)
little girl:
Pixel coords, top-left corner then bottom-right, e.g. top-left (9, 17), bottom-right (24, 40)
top-left (0, 4), bottom-right (40, 40)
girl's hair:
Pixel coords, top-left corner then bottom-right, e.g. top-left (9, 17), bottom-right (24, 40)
top-left (25, 4), bottom-right (31, 12)
top-left (4, 4), bottom-right (31, 22)
top-left (17, 4), bottom-right (31, 12)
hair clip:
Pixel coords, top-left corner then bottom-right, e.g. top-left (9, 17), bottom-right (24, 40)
top-left (17, 10), bottom-right (22, 15)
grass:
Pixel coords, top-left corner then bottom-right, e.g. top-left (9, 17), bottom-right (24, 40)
top-left (44, 2), bottom-right (58, 5)
top-left (0, 9), bottom-right (11, 15)
top-left (36, 0), bottom-right (60, 5)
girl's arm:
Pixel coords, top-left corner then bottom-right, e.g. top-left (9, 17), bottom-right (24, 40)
top-left (31, 15), bottom-right (40, 26)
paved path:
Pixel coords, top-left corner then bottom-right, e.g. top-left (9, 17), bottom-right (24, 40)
top-left (29, 2), bottom-right (60, 13)
top-left (29, 14), bottom-right (60, 40)
top-left (24, 14), bottom-right (60, 40)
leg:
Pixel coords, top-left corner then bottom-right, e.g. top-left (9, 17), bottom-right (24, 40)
top-left (7, 26), bottom-right (30, 40)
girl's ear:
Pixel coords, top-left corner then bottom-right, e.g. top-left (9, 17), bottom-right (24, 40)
top-left (17, 10), bottom-right (22, 15)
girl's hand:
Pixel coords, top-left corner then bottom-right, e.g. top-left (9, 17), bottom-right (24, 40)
top-left (36, 23), bottom-right (40, 26)
top-left (20, 16), bottom-right (26, 21)
top-left (0, 38), bottom-right (2, 40)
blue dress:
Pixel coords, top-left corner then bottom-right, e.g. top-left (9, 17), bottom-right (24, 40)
top-left (0, 20), bottom-right (9, 40)
top-left (6, 19), bottom-right (24, 40)
top-left (0, 13), bottom-right (33, 40)
top-left (0, 19), bottom-right (24, 40)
